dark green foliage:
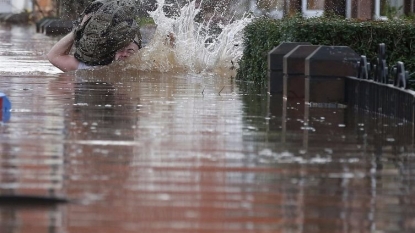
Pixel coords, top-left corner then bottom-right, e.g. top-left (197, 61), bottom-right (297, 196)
top-left (236, 15), bottom-right (415, 87)
top-left (236, 17), bottom-right (283, 85)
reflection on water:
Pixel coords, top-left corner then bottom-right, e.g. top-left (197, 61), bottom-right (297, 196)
top-left (1, 24), bottom-right (415, 233)
top-left (0, 24), bottom-right (61, 75)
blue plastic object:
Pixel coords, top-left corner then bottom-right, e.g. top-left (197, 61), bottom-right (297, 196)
top-left (0, 92), bottom-right (11, 122)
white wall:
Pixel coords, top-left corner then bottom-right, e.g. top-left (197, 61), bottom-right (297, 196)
top-left (0, 0), bottom-right (12, 13)
top-left (0, 0), bottom-right (32, 13)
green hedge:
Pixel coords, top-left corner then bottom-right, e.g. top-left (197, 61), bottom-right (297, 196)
top-left (236, 16), bottom-right (415, 86)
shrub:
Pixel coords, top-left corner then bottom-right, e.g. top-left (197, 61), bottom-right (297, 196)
top-left (236, 15), bottom-right (415, 87)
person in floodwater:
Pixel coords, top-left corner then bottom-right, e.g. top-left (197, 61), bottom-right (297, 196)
top-left (47, 27), bottom-right (141, 71)
top-left (47, 0), bottom-right (142, 72)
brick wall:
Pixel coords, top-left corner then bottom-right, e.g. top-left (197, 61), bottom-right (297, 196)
top-left (404, 0), bottom-right (415, 14)
top-left (352, 0), bottom-right (373, 19)
top-left (36, 0), bottom-right (53, 11)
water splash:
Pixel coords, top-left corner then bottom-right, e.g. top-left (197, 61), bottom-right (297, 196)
top-left (127, 0), bottom-right (253, 77)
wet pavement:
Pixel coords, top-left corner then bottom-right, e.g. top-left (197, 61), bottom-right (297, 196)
top-left (1, 24), bottom-right (415, 233)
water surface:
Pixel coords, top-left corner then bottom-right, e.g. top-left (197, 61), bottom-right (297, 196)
top-left (1, 24), bottom-right (415, 233)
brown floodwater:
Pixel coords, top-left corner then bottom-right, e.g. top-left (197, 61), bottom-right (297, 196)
top-left (1, 24), bottom-right (415, 233)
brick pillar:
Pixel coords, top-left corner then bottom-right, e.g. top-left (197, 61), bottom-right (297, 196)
top-left (351, 0), bottom-right (373, 19)
top-left (35, 0), bottom-right (54, 14)
top-left (325, 0), bottom-right (346, 16)
top-left (286, 0), bottom-right (301, 16)
top-left (404, 0), bottom-right (414, 15)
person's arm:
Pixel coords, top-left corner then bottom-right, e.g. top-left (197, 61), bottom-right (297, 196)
top-left (46, 32), bottom-right (80, 72)
top-left (46, 15), bottom-right (91, 72)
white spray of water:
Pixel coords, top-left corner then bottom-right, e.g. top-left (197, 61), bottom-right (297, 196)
top-left (128, 0), bottom-right (253, 77)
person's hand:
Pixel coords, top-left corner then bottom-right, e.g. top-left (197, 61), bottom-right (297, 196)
top-left (73, 13), bottom-right (91, 42)
top-left (80, 14), bottom-right (91, 27)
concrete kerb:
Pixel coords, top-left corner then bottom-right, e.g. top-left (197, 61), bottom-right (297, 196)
top-left (0, 13), bottom-right (13, 22)
top-left (44, 20), bottom-right (73, 35)
top-left (40, 19), bottom-right (55, 33)
top-left (36, 18), bottom-right (73, 35)
top-left (36, 17), bottom-right (57, 32)
top-left (0, 13), bottom-right (30, 24)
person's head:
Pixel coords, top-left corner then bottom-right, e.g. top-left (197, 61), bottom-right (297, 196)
top-left (73, 0), bottom-right (141, 66)
top-left (114, 41), bottom-right (140, 61)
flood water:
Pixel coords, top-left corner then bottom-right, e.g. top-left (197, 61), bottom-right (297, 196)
top-left (1, 24), bottom-right (415, 233)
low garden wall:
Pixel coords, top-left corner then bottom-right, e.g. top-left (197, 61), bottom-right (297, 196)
top-left (236, 15), bottom-right (415, 88)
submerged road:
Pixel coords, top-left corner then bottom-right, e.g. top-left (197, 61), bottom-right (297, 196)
top-left (0, 24), bottom-right (415, 233)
